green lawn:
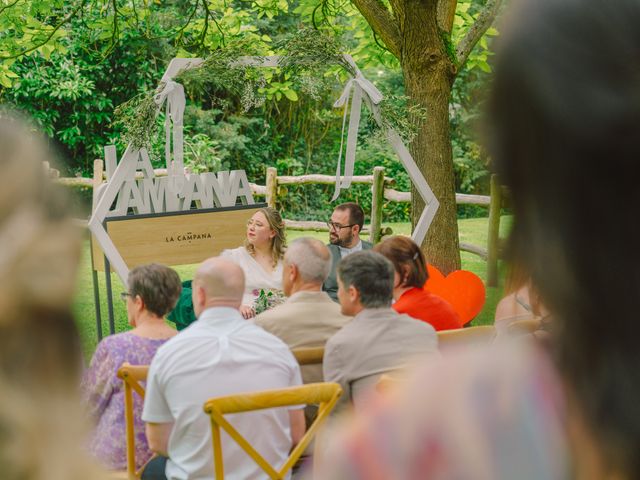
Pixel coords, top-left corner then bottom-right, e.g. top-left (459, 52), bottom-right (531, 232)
top-left (74, 216), bottom-right (512, 359)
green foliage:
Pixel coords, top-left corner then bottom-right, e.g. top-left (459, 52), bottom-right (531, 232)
top-left (2, 0), bottom-right (496, 221)
top-left (453, 1), bottom-right (499, 72)
top-left (183, 132), bottom-right (225, 174)
top-left (0, 0), bottom-right (70, 87)
top-left (375, 94), bottom-right (428, 143)
top-left (113, 26), bottom-right (425, 181)
top-left (276, 27), bottom-right (354, 76)
top-left (112, 92), bottom-right (158, 150)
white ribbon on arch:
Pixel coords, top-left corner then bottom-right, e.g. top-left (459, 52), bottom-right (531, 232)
top-left (154, 80), bottom-right (186, 195)
top-left (331, 71), bottom-right (384, 201)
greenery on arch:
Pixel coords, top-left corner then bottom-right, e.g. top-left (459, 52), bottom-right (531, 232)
top-left (113, 28), bottom-right (426, 153)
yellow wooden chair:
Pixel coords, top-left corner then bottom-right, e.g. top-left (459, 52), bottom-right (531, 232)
top-left (291, 346), bottom-right (325, 366)
top-left (437, 325), bottom-right (496, 350)
top-left (203, 382), bottom-right (342, 479)
top-left (116, 363), bottom-right (150, 480)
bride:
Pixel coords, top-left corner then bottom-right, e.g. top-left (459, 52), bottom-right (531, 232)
top-left (221, 207), bottom-right (286, 318)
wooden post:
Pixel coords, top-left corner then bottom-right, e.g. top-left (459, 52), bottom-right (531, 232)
top-left (370, 166), bottom-right (385, 244)
top-left (92, 159), bottom-right (104, 211)
top-left (487, 174), bottom-right (502, 287)
top-left (266, 167), bottom-right (278, 209)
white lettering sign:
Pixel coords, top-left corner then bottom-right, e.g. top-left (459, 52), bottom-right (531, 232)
top-left (105, 146), bottom-right (255, 217)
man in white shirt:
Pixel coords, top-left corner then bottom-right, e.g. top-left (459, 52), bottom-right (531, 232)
top-left (322, 202), bottom-right (373, 301)
top-left (141, 257), bottom-right (305, 480)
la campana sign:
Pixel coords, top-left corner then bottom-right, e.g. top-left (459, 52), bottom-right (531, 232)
top-left (100, 146), bottom-right (255, 217)
top-left (89, 143), bottom-right (257, 283)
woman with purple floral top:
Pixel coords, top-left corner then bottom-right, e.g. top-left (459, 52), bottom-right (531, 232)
top-left (82, 264), bottom-right (182, 471)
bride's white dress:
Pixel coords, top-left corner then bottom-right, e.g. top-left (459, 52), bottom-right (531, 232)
top-left (220, 246), bottom-right (283, 305)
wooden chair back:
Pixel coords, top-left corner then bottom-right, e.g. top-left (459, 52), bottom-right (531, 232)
top-left (291, 346), bottom-right (325, 366)
top-left (437, 325), bottom-right (496, 350)
top-left (116, 363), bottom-right (150, 480)
top-left (203, 382), bottom-right (342, 479)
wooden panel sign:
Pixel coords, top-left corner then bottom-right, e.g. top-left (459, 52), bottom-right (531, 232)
top-left (92, 204), bottom-right (264, 271)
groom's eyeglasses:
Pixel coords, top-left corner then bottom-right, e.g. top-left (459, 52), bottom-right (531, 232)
top-left (327, 221), bottom-right (355, 231)
top-left (120, 292), bottom-right (133, 301)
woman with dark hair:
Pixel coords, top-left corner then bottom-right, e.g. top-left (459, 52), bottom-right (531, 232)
top-left (373, 236), bottom-right (461, 331)
top-left (82, 264), bottom-right (181, 471)
top-left (488, 0), bottom-right (640, 475)
top-left (316, 0), bottom-right (640, 478)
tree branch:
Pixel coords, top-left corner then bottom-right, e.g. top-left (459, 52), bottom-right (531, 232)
top-left (455, 0), bottom-right (502, 67)
top-left (437, 0), bottom-right (457, 33)
top-left (350, 0), bottom-right (402, 58)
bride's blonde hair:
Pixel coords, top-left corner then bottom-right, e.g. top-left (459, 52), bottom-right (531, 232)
top-left (244, 207), bottom-right (286, 267)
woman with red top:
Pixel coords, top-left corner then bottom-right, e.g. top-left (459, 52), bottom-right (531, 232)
top-left (374, 236), bottom-right (462, 331)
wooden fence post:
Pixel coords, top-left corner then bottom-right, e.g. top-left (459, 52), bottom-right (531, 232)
top-left (487, 174), bottom-right (502, 287)
top-left (92, 159), bottom-right (104, 211)
top-left (266, 167), bottom-right (278, 209)
top-left (370, 166), bottom-right (385, 244)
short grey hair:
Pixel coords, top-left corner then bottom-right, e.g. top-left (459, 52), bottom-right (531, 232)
top-left (284, 237), bottom-right (332, 284)
top-left (337, 251), bottom-right (394, 308)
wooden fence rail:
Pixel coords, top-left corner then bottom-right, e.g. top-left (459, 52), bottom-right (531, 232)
top-left (55, 164), bottom-right (505, 287)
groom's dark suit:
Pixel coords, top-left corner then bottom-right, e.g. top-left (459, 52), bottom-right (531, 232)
top-left (322, 240), bottom-right (373, 302)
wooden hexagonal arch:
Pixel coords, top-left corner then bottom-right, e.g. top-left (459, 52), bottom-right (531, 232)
top-left (88, 55), bottom-right (439, 284)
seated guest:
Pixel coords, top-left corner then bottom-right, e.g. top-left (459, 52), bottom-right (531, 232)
top-left (141, 257), bottom-right (305, 480)
top-left (323, 251), bottom-right (438, 412)
top-left (374, 236), bottom-right (462, 331)
top-left (169, 207), bottom-right (286, 328)
top-left (255, 237), bottom-right (351, 384)
top-left (323, 202), bottom-right (372, 301)
top-left (221, 207), bottom-right (286, 318)
top-left (82, 263), bottom-right (181, 471)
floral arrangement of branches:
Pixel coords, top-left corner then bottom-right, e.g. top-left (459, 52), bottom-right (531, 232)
top-left (112, 28), bottom-right (423, 149)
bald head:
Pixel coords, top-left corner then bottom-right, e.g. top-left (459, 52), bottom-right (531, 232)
top-left (192, 257), bottom-right (245, 316)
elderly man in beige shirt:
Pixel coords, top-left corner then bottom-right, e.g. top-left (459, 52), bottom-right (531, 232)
top-left (324, 251), bottom-right (439, 413)
top-left (255, 237), bottom-right (351, 385)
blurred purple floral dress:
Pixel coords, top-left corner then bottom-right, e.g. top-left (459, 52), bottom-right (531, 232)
top-left (82, 332), bottom-right (169, 470)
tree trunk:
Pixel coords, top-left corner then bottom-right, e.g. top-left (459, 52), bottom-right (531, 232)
top-left (399, 0), bottom-right (461, 274)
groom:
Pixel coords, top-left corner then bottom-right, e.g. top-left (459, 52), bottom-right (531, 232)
top-left (323, 202), bottom-right (373, 302)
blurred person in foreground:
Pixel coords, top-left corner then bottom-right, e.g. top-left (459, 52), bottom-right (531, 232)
top-left (82, 264), bottom-right (181, 471)
top-left (323, 251), bottom-right (438, 413)
top-left (315, 0), bottom-right (640, 478)
top-left (373, 235), bottom-right (462, 331)
top-left (0, 114), bottom-right (100, 479)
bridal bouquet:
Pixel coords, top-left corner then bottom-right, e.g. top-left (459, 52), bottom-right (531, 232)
top-left (253, 288), bottom-right (286, 315)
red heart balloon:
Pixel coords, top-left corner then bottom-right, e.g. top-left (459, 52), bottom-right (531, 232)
top-left (424, 265), bottom-right (486, 325)
top-left (426, 263), bottom-right (445, 284)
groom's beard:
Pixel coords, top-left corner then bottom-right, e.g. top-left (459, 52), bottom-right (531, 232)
top-left (329, 231), bottom-right (354, 247)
